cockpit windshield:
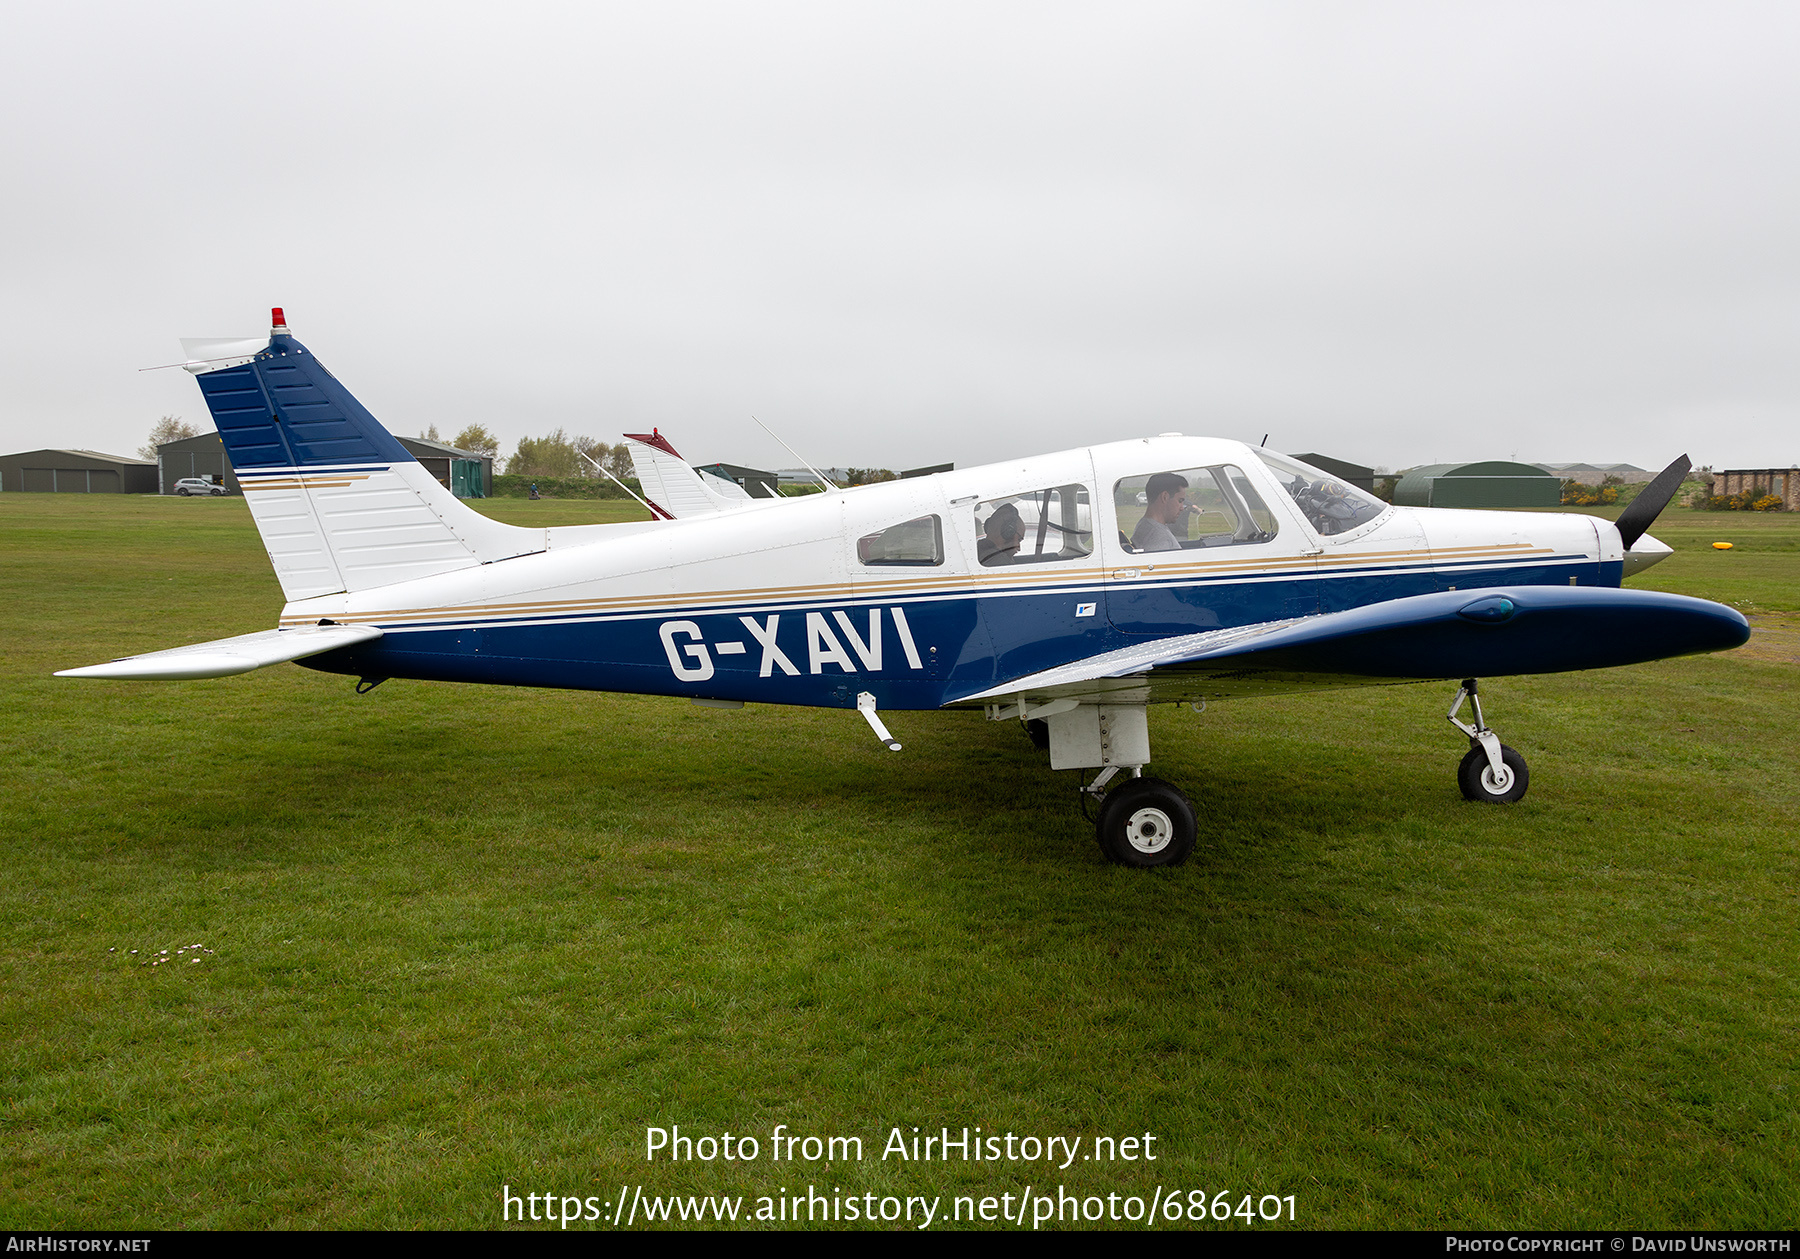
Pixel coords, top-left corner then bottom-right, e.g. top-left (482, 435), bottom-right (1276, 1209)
top-left (1255, 451), bottom-right (1388, 536)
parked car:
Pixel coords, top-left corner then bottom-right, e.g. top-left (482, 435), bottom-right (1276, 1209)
top-left (174, 478), bottom-right (228, 496)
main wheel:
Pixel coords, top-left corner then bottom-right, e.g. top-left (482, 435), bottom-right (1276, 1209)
top-left (1457, 743), bottom-right (1529, 803)
top-left (1094, 777), bottom-right (1196, 868)
top-left (1024, 718), bottom-right (1050, 751)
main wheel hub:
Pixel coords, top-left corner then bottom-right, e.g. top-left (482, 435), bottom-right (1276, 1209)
top-left (1125, 807), bottom-right (1172, 853)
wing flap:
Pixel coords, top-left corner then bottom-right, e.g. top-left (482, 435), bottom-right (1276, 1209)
top-left (950, 586), bottom-right (1750, 707)
top-left (56, 624), bottom-right (384, 681)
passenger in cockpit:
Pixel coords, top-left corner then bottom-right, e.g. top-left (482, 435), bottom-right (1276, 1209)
top-left (977, 503), bottom-right (1026, 565)
top-left (1130, 472), bottom-right (1189, 552)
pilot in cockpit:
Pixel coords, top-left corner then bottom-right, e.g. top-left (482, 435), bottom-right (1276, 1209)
top-left (977, 502), bottom-right (1026, 565)
top-left (1129, 472), bottom-right (1190, 552)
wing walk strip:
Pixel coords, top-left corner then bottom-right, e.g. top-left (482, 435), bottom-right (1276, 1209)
top-left (276, 544), bottom-right (1570, 632)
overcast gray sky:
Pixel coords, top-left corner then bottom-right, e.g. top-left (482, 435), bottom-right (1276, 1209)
top-left (2, 1), bottom-right (1796, 474)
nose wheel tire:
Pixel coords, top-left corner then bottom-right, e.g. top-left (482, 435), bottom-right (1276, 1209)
top-left (1094, 777), bottom-right (1197, 868)
top-left (1457, 744), bottom-right (1529, 803)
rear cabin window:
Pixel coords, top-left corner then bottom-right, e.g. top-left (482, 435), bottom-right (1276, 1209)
top-left (974, 485), bottom-right (1094, 566)
top-left (858, 515), bottom-right (944, 566)
top-left (1114, 465), bottom-right (1278, 553)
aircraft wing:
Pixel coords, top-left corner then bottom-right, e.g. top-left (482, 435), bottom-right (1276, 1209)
top-left (56, 624), bottom-right (384, 681)
top-left (949, 586), bottom-right (1750, 707)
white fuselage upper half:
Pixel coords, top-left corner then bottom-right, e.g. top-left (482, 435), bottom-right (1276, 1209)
top-left (273, 436), bottom-right (1617, 642)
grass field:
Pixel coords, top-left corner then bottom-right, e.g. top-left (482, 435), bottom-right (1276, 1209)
top-left (2, 494), bottom-right (1795, 1230)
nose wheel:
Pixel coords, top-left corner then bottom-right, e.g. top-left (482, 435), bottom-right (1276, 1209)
top-left (1448, 679), bottom-right (1529, 803)
top-left (1457, 742), bottom-right (1529, 802)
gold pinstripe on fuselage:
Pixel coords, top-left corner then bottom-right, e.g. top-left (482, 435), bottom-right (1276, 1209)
top-left (277, 542), bottom-right (1561, 630)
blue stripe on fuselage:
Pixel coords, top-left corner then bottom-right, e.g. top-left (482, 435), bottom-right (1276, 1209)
top-left (297, 557), bottom-right (1608, 707)
top-left (237, 465), bottom-right (395, 477)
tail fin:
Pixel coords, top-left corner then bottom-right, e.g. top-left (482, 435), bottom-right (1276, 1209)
top-left (622, 429), bottom-right (761, 519)
top-left (186, 310), bottom-right (544, 601)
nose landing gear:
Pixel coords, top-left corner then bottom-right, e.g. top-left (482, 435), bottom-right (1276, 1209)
top-left (1448, 678), bottom-right (1529, 803)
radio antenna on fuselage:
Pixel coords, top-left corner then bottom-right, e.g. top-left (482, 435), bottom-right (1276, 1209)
top-left (752, 415), bottom-right (838, 491)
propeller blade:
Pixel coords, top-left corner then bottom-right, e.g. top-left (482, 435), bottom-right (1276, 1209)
top-left (1614, 454), bottom-right (1691, 551)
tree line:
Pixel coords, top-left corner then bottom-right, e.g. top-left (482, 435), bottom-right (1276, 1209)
top-left (140, 415), bottom-right (628, 480)
top-left (415, 424), bottom-right (632, 478)
top-left (141, 417), bottom-right (893, 484)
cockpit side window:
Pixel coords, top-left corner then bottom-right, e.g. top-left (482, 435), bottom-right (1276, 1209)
top-left (974, 485), bottom-right (1094, 566)
top-left (1254, 451), bottom-right (1389, 536)
top-left (858, 515), bottom-right (944, 566)
top-left (1114, 465), bottom-right (1278, 553)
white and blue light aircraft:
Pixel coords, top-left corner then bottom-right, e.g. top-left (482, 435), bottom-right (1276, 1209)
top-left (61, 310), bottom-right (1749, 867)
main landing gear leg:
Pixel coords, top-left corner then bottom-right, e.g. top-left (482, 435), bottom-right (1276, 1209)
top-left (1447, 678), bottom-right (1529, 803)
top-left (1076, 759), bottom-right (1198, 869)
top-left (995, 699), bottom-right (1200, 868)
top-left (1085, 768), bottom-right (1198, 868)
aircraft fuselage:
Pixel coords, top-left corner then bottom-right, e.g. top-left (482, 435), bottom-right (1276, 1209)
top-left (278, 437), bottom-right (1625, 709)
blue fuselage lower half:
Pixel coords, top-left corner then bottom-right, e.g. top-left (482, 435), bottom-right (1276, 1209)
top-left (297, 552), bottom-right (1694, 709)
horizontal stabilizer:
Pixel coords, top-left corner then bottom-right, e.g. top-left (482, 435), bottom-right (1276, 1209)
top-left (56, 624), bottom-right (383, 681)
top-left (179, 337), bottom-right (268, 372)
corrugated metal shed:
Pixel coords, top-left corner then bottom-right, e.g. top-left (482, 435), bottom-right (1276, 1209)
top-left (1290, 453), bottom-right (1376, 492)
top-left (0, 449), bottom-right (158, 494)
top-left (154, 432), bottom-right (492, 498)
top-left (696, 462), bottom-right (779, 498)
top-left (1535, 462), bottom-right (1653, 484)
top-left (396, 436), bottom-right (492, 498)
top-left (1394, 461), bottom-right (1560, 508)
top-left (157, 432), bottom-right (239, 494)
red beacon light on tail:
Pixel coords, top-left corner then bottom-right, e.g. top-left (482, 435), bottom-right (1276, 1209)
top-left (271, 307), bottom-right (289, 335)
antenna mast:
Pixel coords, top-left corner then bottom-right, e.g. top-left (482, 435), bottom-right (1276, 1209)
top-left (752, 415), bottom-right (838, 491)
top-left (579, 449), bottom-right (669, 520)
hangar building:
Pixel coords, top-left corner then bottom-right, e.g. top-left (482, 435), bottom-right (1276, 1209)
top-left (1535, 462), bottom-right (1653, 485)
top-left (157, 432), bottom-right (239, 494)
top-left (0, 449), bottom-right (158, 494)
top-left (1291, 453), bottom-right (1376, 493)
top-left (1394, 461), bottom-right (1561, 509)
top-left (399, 436), bottom-right (492, 498)
top-left (154, 431), bottom-right (491, 498)
top-left (696, 462), bottom-right (779, 498)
